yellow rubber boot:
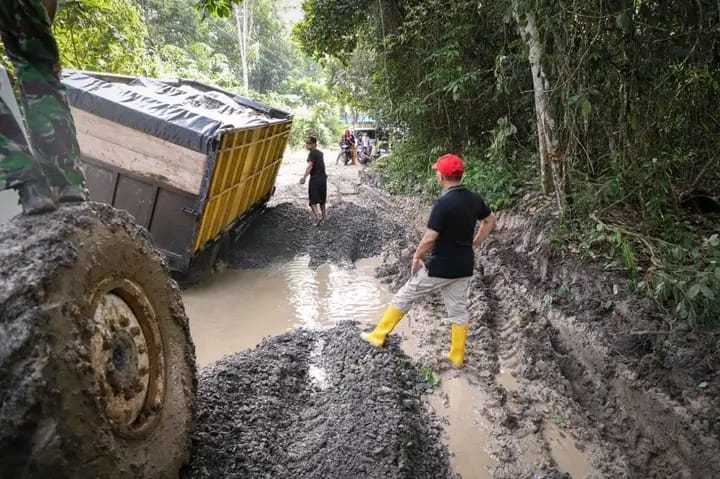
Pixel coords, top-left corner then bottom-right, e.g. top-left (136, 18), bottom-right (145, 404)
top-left (448, 324), bottom-right (468, 368)
top-left (360, 305), bottom-right (405, 347)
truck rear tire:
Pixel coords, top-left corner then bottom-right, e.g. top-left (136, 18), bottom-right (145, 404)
top-left (0, 203), bottom-right (197, 478)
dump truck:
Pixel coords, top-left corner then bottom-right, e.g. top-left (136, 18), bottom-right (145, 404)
top-left (62, 70), bottom-right (293, 280)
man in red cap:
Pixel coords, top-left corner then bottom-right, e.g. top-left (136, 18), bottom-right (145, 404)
top-left (361, 153), bottom-right (497, 368)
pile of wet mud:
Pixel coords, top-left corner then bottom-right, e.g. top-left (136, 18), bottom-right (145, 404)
top-left (225, 201), bottom-right (408, 269)
top-left (184, 322), bottom-right (454, 479)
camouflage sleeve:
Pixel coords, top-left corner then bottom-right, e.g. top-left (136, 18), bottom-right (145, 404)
top-left (0, 0), bottom-right (84, 188)
top-left (0, 67), bottom-right (38, 188)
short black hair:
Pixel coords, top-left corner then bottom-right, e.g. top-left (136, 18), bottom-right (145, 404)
top-left (306, 136), bottom-right (317, 145)
top-left (442, 174), bottom-right (463, 182)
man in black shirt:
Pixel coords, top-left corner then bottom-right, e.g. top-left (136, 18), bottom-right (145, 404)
top-left (361, 154), bottom-right (496, 368)
top-left (300, 136), bottom-right (327, 225)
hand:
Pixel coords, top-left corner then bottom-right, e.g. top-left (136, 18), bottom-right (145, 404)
top-left (410, 256), bottom-right (425, 275)
top-left (299, 177), bottom-right (306, 185)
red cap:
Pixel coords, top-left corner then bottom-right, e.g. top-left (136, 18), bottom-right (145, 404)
top-left (432, 154), bottom-right (464, 176)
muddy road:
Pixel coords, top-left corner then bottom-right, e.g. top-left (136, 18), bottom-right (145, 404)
top-left (181, 149), bottom-right (719, 478)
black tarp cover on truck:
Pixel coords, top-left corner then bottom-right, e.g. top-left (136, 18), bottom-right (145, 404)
top-left (61, 70), bottom-right (290, 154)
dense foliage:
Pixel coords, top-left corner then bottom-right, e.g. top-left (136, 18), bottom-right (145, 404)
top-left (54, 0), bottom-right (156, 75)
top-left (47, 0), bottom-right (342, 146)
top-left (296, 0), bottom-right (720, 326)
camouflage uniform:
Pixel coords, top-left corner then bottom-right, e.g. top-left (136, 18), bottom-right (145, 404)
top-left (0, 0), bottom-right (84, 190)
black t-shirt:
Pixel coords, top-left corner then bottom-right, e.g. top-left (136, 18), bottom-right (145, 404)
top-left (308, 149), bottom-right (326, 177)
top-left (426, 186), bottom-right (492, 278)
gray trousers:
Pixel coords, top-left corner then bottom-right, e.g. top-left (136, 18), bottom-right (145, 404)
top-left (391, 268), bottom-right (471, 325)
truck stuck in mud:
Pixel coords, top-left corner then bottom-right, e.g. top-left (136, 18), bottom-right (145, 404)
top-left (62, 70), bottom-right (293, 281)
top-left (0, 68), bottom-right (292, 477)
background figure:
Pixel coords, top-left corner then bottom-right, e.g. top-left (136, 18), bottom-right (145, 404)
top-left (300, 136), bottom-right (327, 226)
top-left (342, 129), bottom-right (356, 165)
top-left (0, 0), bottom-right (86, 214)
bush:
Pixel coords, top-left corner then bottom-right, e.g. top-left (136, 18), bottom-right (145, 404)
top-left (379, 117), bottom-right (527, 210)
top-left (641, 234), bottom-right (720, 328)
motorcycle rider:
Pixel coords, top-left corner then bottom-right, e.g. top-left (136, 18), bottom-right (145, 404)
top-left (345, 130), bottom-right (357, 165)
top-left (336, 129), bottom-right (355, 165)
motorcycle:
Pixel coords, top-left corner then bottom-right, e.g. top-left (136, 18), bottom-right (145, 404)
top-left (337, 141), bottom-right (352, 165)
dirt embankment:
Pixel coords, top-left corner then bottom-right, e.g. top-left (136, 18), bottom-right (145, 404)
top-left (183, 323), bottom-right (454, 479)
top-left (365, 169), bottom-right (720, 478)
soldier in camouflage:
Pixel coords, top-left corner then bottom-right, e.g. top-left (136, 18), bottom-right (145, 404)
top-left (0, 0), bottom-right (86, 215)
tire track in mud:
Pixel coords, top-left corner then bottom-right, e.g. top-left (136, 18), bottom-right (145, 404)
top-left (486, 214), bottom-right (720, 478)
top-left (477, 266), bottom-right (628, 479)
top-left (403, 272), bottom-right (620, 478)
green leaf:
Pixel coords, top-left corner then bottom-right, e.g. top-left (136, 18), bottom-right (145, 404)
top-left (700, 286), bottom-right (715, 300)
top-left (421, 367), bottom-right (440, 387)
top-left (698, 381), bottom-right (708, 389)
top-left (687, 284), bottom-right (702, 299)
top-left (582, 99), bottom-right (592, 115)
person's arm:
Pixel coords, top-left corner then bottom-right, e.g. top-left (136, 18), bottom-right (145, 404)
top-left (411, 229), bottom-right (439, 275)
top-left (473, 213), bottom-right (497, 248)
top-left (300, 161), bottom-right (313, 184)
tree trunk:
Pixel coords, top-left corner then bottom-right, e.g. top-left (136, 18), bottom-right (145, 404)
top-left (522, 12), bottom-right (566, 210)
top-left (234, 1), bottom-right (253, 93)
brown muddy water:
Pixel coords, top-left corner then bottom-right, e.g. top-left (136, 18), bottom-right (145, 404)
top-left (183, 257), bottom-right (392, 364)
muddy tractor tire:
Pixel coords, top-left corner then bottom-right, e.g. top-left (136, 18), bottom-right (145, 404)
top-left (0, 203), bottom-right (197, 478)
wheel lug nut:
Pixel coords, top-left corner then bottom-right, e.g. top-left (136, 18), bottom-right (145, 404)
top-left (130, 326), bottom-right (141, 337)
top-left (119, 316), bottom-right (130, 327)
top-left (138, 345), bottom-right (147, 354)
top-left (139, 366), bottom-right (149, 376)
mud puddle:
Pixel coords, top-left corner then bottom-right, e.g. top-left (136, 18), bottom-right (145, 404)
top-left (184, 257), bottom-right (501, 476)
top-left (428, 376), bottom-right (497, 479)
top-left (184, 256), bottom-right (391, 365)
top-left (543, 425), bottom-right (595, 479)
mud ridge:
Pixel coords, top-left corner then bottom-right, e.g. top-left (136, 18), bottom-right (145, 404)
top-left (224, 201), bottom-right (409, 269)
top-left (484, 214), bottom-right (720, 477)
top-left (183, 322), bottom-right (454, 479)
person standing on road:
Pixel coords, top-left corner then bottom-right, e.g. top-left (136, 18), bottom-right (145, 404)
top-left (360, 154), bottom-right (497, 368)
top-left (299, 136), bottom-right (327, 225)
top-left (0, 0), bottom-right (87, 215)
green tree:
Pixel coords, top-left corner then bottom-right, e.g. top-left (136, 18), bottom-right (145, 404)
top-left (53, 0), bottom-right (156, 75)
